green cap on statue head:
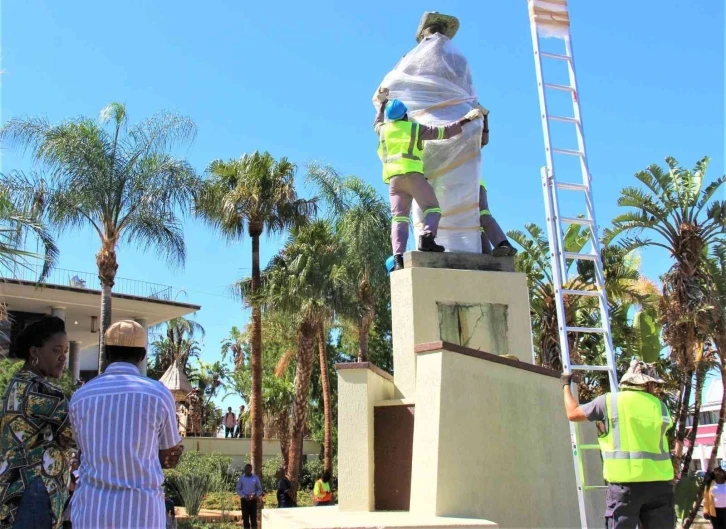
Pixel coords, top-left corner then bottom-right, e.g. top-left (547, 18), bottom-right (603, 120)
top-left (416, 12), bottom-right (460, 43)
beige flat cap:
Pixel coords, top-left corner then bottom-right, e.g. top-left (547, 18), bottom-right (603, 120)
top-left (105, 320), bottom-right (147, 348)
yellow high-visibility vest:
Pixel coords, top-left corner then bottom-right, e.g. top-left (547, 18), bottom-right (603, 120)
top-left (377, 121), bottom-right (425, 183)
top-left (598, 390), bottom-right (674, 483)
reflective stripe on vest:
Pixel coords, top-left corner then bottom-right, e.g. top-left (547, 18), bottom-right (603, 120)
top-left (599, 391), bottom-right (674, 483)
top-left (378, 121), bottom-right (424, 183)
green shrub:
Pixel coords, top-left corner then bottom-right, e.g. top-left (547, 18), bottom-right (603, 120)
top-left (299, 458), bottom-right (324, 490)
top-left (200, 491), bottom-right (239, 511)
top-left (177, 520), bottom-right (237, 529)
top-left (261, 455), bottom-right (283, 491)
top-left (165, 452), bottom-right (233, 515)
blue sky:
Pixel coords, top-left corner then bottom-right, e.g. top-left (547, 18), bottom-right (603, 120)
top-left (1, 1), bottom-right (724, 409)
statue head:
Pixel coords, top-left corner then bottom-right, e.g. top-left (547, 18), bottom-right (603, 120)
top-left (416, 12), bottom-right (460, 43)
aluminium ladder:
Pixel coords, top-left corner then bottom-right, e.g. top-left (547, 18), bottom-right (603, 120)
top-left (527, 1), bottom-right (619, 527)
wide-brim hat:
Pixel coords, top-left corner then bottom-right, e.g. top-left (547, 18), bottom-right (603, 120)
top-left (620, 359), bottom-right (665, 388)
top-left (416, 12), bottom-right (460, 43)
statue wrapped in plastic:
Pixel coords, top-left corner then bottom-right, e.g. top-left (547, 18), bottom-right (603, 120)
top-left (373, 16), bottom-right (482, 253)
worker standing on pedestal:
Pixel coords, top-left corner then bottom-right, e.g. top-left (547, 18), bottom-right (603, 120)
top-left (474, 105), bottom-right (517, 257)
top-left (374, 88), bottom-right (484, 271)
top-left (561, 360), bottom-right (675, 528)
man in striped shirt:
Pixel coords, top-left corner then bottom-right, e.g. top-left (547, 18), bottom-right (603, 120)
top-left (69, 321), bottom-right (184, 529)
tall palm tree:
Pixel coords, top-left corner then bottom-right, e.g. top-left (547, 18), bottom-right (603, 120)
top-left (306, 164), bottom-right (390, 362)
top-left (607, 156), bottom-right (726, 476)
top-left (196, 152), bottom-right (316, 477)
top-left (0, 173), bottom-right (58, 282)
top-left (316, 321), bottom-right (333, 475)
top-left (242, 219), bottom-right (344, 486)
top-left (1, 103), bottom-right (198, 371)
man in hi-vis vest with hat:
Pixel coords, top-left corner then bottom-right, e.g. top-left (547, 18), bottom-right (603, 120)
top-left (374, 88), bottom-right (484, 271)
top-left (562, 360), bottom-right (675, 528)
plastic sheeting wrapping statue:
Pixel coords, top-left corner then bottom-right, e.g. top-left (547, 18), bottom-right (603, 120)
top-left (373, 18), bottom-right (483, 253)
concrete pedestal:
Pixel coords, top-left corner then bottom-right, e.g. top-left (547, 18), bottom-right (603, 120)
top-left (280, 251), bottom-right (579, 529)
top-left (392, 252), bottom-right (534, 399)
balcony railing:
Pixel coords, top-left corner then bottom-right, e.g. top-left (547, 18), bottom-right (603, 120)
top-left (0, 265), bottom-right (173, 301)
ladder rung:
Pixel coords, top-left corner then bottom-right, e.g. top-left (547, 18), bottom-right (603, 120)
top-left (561, 288), bottom-right (599, 297)
top-left (571, 364), bottom-right (611, 371)
top-left (549, 116), bottom-right (580, 125)
top-left (583, 486), bottom-right (608, 491)
top-left (540, 51), bottom-right (571, 61)
top-left (566, 326), bottom-right (606, 334)
top-left (564, 252), bottom-right (597, 261)
top-left (552, 148), bottom-right (584, 157)
top-left (544, 82), bottom-right (575, 92)
top-left (556, 182), bottom-right (589, 192)
top-left (560, 216), bottom-right (593, 226)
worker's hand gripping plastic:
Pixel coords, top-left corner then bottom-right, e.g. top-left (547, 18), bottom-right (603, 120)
top-left (372, 33), bottom-right (483, 253)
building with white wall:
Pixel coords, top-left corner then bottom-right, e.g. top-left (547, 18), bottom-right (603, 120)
top-left (0, 265), bottom-right (200, 380)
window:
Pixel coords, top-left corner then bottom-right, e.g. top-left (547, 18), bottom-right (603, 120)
top-left (701, 411), bottom-right (718, 426)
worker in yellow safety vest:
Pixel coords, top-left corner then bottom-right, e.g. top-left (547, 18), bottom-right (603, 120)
top-left (374, 88), bottom-right (484, 271)
top-left (562, 360), bottom-right (675, 529)
top-left (313, 471), bottom-right (333, 506)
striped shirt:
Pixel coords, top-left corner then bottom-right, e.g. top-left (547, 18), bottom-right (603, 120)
top-left (68, 362), bottom-right (181, 529)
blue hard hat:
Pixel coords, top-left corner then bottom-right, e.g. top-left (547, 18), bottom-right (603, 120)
top-left (385, 99), bottom-right (408, 121)
top-left (385, 256), bottom-right (396, 274)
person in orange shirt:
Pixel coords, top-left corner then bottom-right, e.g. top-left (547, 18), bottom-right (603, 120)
top-left (313, 472), bottom-right (333, 506)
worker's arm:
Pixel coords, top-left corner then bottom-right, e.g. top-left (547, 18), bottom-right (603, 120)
top-left (563, 385), bottom-right (587, 422)
top-left (481, 114), bottom-right (489, 147)
top-left (562, 373), bottom-right (607, 423)
top-left (373, 88), bottom-right (389, 135)
top-left (418, 108), bottom-right (485, 142)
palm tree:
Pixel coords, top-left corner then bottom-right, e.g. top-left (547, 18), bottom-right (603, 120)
top-left (192, 360), bottom-right (231, 435)
top-left (196, 151), bottom-right (316, 477)
top-left (242, 219), bottom-right (344, 486)
top-left (0, 173), bottom-right (58, 282)
top-left (316, 321), bottom-right (334, 475)
top-left (1, 103), bottom-right (198, 371)
top-left (510, 223), bottom-right (655, 402)
top-left (682, 244), bottom-right (726, 528)
top-left (607, 156), bottom-right (726, 476)
top-left (148, 317), bottom-right (205, 378)
top-left (221, 326), bottom-right (245, 370)
top-left (306, 164), bottom-right (390, 362)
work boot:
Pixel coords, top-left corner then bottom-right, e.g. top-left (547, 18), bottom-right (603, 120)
top-left (393, 254), bottom-right (404, 271)
top-left (492, 240), bottom-right (517, 257)
top-left (418, 233), bottom-right (445, 253)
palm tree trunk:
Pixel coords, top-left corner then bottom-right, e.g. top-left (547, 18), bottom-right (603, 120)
top-left (673, 368), bottom-right (694, 473)
top-left (98, 284), bottom-right (113, 372)
top-left (681, 365), bottom-right (706, 478)
top-left (287, 319), bottom-right (316, 485)
top-left (277, 412), bottom-right (290, 473)
top-left (357, 308), bottom-right (374, 363)
top-left (318, 322), bottom-right (333, 475)
top-left (96, 243), bottom-right (117, 373)
top-left (250, 232), bottom-right (264, 479)
top-left (684, 362), bottom-right (726, 529)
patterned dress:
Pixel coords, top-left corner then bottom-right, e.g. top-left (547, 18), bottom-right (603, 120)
top-left (0, 370), bottom-right (75, 529)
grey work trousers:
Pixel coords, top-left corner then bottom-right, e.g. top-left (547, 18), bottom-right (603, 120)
top-left (605, 482), bottom-right (675, 529)
top-left (389, 174), bottom-right (441, 255)
top-left (479, 185), bottom-right (507, 254)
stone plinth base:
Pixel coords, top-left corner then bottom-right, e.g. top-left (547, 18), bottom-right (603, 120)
top-left (262, 506), bottom-right (497, 529)
top-left (403, 251), bottom-right (514, 272)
